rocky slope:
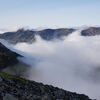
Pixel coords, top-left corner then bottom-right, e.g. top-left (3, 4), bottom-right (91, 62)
top-left (0, 42), bottom-right (20, 69)
top-left (0, 72), bottom-right (92, 100)
top-left (81, 27), bottom-right (100, 36)
top-left (0, 28), bottom-right (75, 44)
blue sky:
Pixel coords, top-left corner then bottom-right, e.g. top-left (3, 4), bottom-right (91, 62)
top-left (0, 0), bottom-right (100, 29)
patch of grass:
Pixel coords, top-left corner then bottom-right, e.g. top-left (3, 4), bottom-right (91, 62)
top-left (0, 72), bottom-right (29, 84)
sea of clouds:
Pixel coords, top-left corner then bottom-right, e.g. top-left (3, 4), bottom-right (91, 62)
top-left (1, 29), bottom-right (100, 99)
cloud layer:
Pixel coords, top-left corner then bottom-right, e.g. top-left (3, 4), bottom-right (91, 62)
top-left (11, 30), bottom-right (100, 99)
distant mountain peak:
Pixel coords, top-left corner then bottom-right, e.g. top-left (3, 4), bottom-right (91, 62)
top-left (0, 27), bottom-right (100, 44)
top-left (0, 28), bottom-right (75, 44)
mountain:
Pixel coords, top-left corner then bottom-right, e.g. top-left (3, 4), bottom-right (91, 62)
top-left (81, 27), bottom-right (100, 36)
top-left (0, 28), bottom-right (75, 44)
top-left (0, 27), bottom-right (100, 44)
top-left (0, 72), bottom-right (92, 100)
top-left (0, 42), bottom-right (20, 69)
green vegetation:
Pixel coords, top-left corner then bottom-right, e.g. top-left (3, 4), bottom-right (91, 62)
top-left (0, 72), bottom-right (29, 84)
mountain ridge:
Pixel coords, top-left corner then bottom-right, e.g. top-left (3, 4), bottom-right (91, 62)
top-left (0, 27), bottom-right (100, 44)
top-left (0, 28), bottom-right (75, 44)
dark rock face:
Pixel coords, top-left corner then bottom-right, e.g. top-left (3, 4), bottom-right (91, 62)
top-left (0, 72), bottom-right (92, 100)
top-left (81, 27), bottom-right (100, 36)
top-left (0, 42), bottom-right (20, 69)
top-left (39, 28), bottom-right (75, 40)
top-left (0, 28), bottom-right (75, 44)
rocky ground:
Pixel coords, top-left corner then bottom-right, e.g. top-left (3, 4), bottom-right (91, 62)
top-left (0, 72), bottom-right (92, 100)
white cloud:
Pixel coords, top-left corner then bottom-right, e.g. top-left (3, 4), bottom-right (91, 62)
top-left (12, 30), bottom-right (100, 99)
